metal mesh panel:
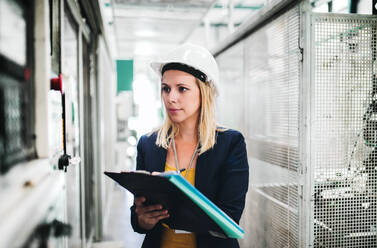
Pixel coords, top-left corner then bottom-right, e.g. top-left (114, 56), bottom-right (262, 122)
top-left (243, 5), bottom-right (301, 248)
top-left (311, 14), bottom-right (377, 247)
top-left (0, 73), bottom-right (34, 173)
top-left (216, 42), bottom-right (245, 133)
top-left (246, 6), bottom-right (300, 172)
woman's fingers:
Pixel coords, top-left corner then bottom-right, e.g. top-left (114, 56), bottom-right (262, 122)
top-left (136, 204), bottom-right (163, 215)
top-left (134, 196), bottom-right (169, 227)
top-left (134, 197), bottom-right (161, 211)
top-left (144, 209), bottom-right (168, 218)
top-left (138, 209), bottom-right (169, 221)
top-left (136, 207), bottom-right (170, 229)
top-left (143, 204), bottom-right (163, 212)
top-left (155, 213), bottom-right (170, 221)
top-left (142, 211), bottom-right (169, 226)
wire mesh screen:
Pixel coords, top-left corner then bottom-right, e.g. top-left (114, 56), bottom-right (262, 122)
top-left (243, 5), bottom-right (301, 248)
top-left (0, 72), bottom-right (34, 174)
top-left (216, 42), bottom-right (245, 133)
top-left (245, 6), bottom-right (300, 172)
top-left (311, 14), bottom-right (377, 247)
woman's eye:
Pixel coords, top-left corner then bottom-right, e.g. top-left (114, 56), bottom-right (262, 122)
top-left (178, 86), bottom-right (188, 92)
top-left (162, 86), bottom-right (170, 93)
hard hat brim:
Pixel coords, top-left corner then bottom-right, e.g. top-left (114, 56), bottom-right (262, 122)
top-left (150, 60), bottom-right (188, 79)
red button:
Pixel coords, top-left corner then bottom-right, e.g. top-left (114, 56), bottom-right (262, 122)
top-left (50, 74), bottom-right (63, 93)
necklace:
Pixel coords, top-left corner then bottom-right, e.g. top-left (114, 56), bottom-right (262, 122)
top-left (171, 137), bottom-right (199, 178)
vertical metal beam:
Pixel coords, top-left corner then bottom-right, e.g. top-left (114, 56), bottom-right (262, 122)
top-left (300, 1), bottom-right (314, 247)
top-left (78, 25), bottom-right (87, 248)
top-left (65, 0), bottom-right (91, 42)
top-left (92, 36), bottom-right (103, 241)
top-left (35, 0), bottom-right (52, 158)
top-left (50, 0), bottom-right (61, 75)
top-left (59, 0), bottom-right (64, 74)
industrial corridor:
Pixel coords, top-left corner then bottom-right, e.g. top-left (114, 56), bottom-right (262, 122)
top-left (0, 0), bottom-right (376, 247)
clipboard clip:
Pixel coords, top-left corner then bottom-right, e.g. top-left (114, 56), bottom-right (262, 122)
top-left (208, 231), bottom-right (227, 239)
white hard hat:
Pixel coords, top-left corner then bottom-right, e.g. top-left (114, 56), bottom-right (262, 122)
top-left (150, 43), bottom-right (219, 90)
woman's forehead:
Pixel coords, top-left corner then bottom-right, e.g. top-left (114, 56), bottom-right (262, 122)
top-left (161, 70), bottom-right (197, 85)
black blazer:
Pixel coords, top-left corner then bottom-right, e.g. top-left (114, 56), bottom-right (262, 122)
top-left (130, 129), bottom-right (249, 248)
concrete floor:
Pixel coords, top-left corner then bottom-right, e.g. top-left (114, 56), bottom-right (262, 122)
top-left (98, 183), bottom-right (145, 248)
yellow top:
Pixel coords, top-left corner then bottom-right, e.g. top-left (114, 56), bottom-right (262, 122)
top-left (160, 163), bottom-right (196, 248)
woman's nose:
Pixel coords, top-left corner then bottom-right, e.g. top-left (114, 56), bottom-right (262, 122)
top-left (168, 89), bottom-right (178, 103)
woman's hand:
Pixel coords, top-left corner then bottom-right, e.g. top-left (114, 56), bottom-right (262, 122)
top-left (134, 196), bottom-right (169, 230)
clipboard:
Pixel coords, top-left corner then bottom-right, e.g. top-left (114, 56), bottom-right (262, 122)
top-left (104, 171), bottom-right (244, 239)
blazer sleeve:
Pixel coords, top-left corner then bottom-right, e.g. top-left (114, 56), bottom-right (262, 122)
top-left (216, 132), bottom-right (249, 224)
top-left (130, 135), bottom-right (150, 234)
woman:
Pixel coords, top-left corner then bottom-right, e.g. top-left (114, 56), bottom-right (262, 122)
top-left (130, 43), bottom-right (249, 248)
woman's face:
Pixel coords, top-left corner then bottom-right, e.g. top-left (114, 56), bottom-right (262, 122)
top-left (161, 70), bottom-right (201, 125)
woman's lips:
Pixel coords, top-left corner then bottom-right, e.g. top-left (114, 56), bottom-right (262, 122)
top-left (168, 108), bottom-right (181, 114)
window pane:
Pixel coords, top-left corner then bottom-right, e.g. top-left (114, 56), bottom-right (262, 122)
top-left (0, 0), bottom-right (26, 66)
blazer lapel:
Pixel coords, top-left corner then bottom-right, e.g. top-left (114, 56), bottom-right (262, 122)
top-left (195, 150), bottom-right (209, 193)
top-left (155, 145), bottom-right (167, 172)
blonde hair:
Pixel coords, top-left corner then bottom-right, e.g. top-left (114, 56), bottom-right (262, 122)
top-left (155, 78), bottom-right (224, 155)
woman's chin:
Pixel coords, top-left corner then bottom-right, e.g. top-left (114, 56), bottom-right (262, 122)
top-left (170, 118), bottom-right (183, 124)
top-left (169, 115), bottom-right (184, 124)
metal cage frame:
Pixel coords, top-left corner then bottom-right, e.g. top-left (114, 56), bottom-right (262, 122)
top-left (303, 11), bottom-right (377, 248)
top-left (215, 3), bottom-right (377, 247)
